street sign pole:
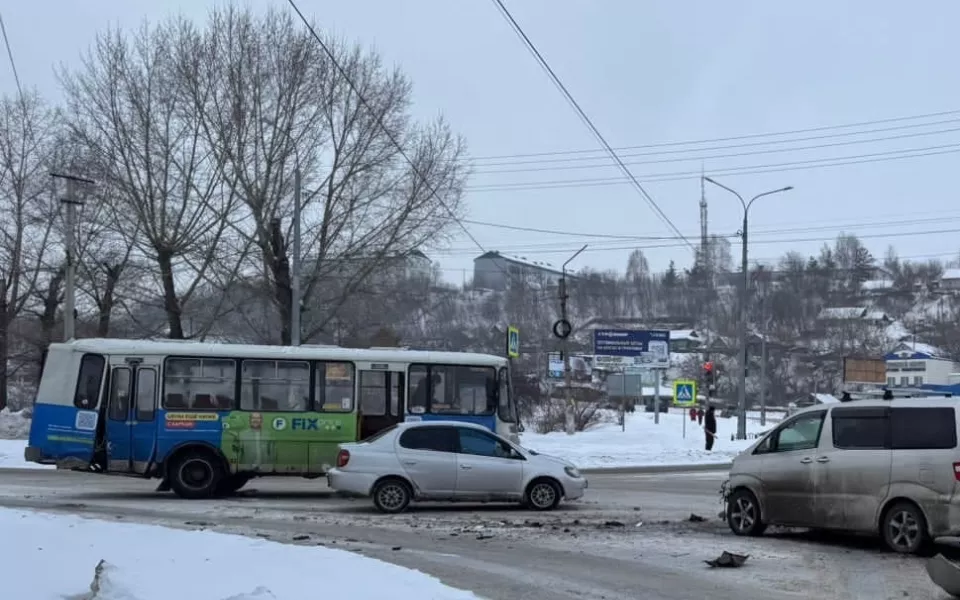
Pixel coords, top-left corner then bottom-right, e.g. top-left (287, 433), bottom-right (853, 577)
top-left (653, 369), bottom-right (661, 425)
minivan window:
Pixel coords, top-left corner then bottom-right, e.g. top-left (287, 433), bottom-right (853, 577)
top-left (770, 412), bottom-right (825, 452)
top-left (891, 407), bottom-right (957, 450)
top-left (832, 415), bottom-right (888, 449)
top-left (398, 426), bottom-right (458, 452)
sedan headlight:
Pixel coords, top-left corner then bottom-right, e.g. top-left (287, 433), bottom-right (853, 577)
top-left (564, 466), bottom-right (581, 478)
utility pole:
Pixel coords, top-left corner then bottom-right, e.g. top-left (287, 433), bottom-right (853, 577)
top-left (291, 167), bottom-right (302, 346)
top-left (51, 173), bottom-right (94, 342)
top-left (759, 296), bottom-right (768, 427)
top-left (703, 176), bottom-right (792, 440)
top-left (555, 244), bottom-right (587, 436)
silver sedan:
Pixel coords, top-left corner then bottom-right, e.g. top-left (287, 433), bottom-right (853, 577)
top-left (327, 420), bottom-right (588, 513)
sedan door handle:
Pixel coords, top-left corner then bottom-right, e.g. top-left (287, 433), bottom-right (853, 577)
top-left (402, 460), bottom-right (417, 466)
top-left (816, 456), bottom-right (830, 463)
top-left (459, 464), bottom-right (472, 470)
top-left (800, 457), bottom-right (813, 464)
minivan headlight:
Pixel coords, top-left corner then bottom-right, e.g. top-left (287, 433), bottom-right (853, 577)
top-left (564, 466), bottom-right (581, 478)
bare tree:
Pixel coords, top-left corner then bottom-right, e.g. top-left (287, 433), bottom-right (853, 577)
top-left (0, 91), bottom-right (61, 409)
top-left (179, 7), bottom-right (468, 344)
top-left (59, 20), bottom-right (243, 340)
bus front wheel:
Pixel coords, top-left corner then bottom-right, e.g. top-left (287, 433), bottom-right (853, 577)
top-left (169, 450), bottom-right (224, 500)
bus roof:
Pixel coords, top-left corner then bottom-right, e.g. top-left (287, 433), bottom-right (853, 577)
top-left (53, 338), bottom-right (509, 367)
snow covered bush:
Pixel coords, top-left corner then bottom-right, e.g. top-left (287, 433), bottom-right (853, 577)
top-left (528, 399), bottom-right (607, 434)
top-left (0, 408), bottom-right (32, 439)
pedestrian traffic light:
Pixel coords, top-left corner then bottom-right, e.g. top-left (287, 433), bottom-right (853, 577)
top-left (703, 362), bottom-right (716, 397)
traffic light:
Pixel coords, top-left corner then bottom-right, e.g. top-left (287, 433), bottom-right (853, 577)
top-left (703, 361), bottom-right (716, 398)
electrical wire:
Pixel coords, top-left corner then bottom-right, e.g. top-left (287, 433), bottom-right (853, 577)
top-left (428, 225), bottom-right (960, 257)
top-left (472, 124), bottom-right (960, 175)
top-left (489, 0), bottom-right (694, 251)
top-left (0, 11), bottom-right (23, 103)
top-left (467, 143), bottom-right (960, 193)
top-left (462, 213), bottom-right (960, 245)
top-left (471, 108), bottom-right (960, 161)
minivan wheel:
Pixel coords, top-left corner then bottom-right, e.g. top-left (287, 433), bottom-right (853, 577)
top-left (727, 489), bottom-right (767, 536)
top-left (882, 501), bottom-right (927, 554)
top-left (372, 478), bottom-right (412, 514)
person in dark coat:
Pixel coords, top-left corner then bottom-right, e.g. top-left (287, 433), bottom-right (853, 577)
top-left (696, 407), bottom-right (704, 425)
top-left (704, 405), bottom-right (717, 451)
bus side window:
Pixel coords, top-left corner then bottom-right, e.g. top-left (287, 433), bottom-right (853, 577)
top-left (408, 365), bottom-right (428, 414)
top-left (73, 354), bottom-right (106, 410)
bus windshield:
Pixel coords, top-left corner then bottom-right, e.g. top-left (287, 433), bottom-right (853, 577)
top-left (408, 364), bottom-right (497, 416)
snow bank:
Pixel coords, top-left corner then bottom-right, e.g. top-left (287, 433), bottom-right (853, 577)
top-left (0, 407), bottom-right (32, 439)
top-left (520, 409), bottom-right (778, 469)
top-left (3, 507), bottom-right (479, 600)
top-left (0, 439), bottom-right (50, 469)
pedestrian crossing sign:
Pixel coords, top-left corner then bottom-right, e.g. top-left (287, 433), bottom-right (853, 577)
top-left (673, 380), bottom-right (697, 406)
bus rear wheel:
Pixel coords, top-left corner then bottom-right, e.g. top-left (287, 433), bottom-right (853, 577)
top-left (169, 451), bottom-right (224, 500)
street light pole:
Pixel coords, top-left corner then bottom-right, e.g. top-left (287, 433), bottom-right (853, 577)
top-left (703, 176), bottom-right (792, 440)
top-left (560, 244), bottom-right (587, 435)
top-left (291, 167), bottom-right (302, 346)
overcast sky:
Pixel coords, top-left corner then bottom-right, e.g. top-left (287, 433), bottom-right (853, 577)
top-left (4, 0), bottom-right (959, 284)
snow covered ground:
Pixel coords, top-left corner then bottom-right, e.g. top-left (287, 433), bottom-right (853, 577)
top-left (0, 439), bottom-right (50, 469)
top-left (4, 507), bottom-right (479, 600)
top-left (520, 409), bottom-right (780, 469)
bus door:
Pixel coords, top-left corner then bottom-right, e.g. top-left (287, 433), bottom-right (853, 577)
top-left (105, 356), bottom-right (159, 474)
top-left (357, 362), bottom-right (406, 440)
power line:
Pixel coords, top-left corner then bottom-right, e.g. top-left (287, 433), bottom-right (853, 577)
top-left (0, 11), bottom-right (23, 102)
top-left (429, 225), bottom-right (960, 257)
top-left (472, 124), bottom-right (960, 175)
top-left (489, 0), bottom-right (694, 251)
top-left (462, 213), bottom-right (960, 245)
top-left (471, 108), bottom-right (960, 162)
top-left (283, 0), bottom-right (526, 288)
top-left (467, 143), bottom-right (960, 193)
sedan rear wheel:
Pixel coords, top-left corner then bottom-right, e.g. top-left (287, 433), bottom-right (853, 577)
top-left (372, 478), bottom-right (412, 514)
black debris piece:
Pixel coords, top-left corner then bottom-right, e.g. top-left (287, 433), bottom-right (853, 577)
top-left (688, 514), bottom-right (706, 522)
top-left (705, 551), bottom-right (749, 568)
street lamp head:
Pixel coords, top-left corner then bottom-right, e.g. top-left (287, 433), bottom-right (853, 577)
top-left (781, 186), bottom-right (794, 192)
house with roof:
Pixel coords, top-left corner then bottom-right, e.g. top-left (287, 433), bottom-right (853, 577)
top-left (885, 341), bottom-right (960, 388)
top-left (472, 251), bottom-right (572, 291)
top-left (940, 268), bottom-right (960, 292)
top-left (817, 306), bottom-right (891, 326)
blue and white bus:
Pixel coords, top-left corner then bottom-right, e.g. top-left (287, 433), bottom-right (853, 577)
top-left (26, 339), bottom-right (519, 498)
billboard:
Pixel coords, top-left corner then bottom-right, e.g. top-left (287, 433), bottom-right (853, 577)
top-left (546, 352), bottom-right (594, 381)
top-left (842, 357), bottom-right (887, 385)
top-left (593, 329), bottom-right (670, 369)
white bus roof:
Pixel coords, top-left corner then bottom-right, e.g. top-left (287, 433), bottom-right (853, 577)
top-left (54, 338), bottom-right (508, 366)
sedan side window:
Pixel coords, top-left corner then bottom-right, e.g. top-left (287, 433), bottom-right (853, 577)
top-left (457, 428), bottom-right (514, 459)
top-left (398, 427), bottom-right (458, 453)
top-left (771, 412), bottom-right (825, 453)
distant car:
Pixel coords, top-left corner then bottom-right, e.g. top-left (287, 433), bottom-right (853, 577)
top-left (326, 421), bottom-right (588, 513)
top-left (723, 396), bottom-right (960, 554)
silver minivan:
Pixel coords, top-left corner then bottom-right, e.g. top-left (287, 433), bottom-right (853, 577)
top-left (723, 396), bottom-right (960, 553)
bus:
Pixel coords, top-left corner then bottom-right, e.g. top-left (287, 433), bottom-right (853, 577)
top-left (25, 338), bottom-right (518, 499)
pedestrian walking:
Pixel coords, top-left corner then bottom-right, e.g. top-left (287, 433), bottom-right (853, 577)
top-left (704, 405), bottom-right (717, 451)
top-left (696, 407), bottom-right (704, 425)
top-left (689, 407), bottom-right (697, 421)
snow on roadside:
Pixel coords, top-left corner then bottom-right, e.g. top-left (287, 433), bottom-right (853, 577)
top-left (4, 507), bottom-right (480, 600)
top-left (520, 410), bottom-right (778, 469)
top-left (0, 439), bottom-right (51, 469)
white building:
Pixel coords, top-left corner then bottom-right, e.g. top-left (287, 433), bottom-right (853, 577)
top-left (884, 342), bottom-right (960, 388)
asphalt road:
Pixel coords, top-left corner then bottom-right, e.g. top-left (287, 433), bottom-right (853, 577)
top-left (0, 467), bottom-right (947, 600)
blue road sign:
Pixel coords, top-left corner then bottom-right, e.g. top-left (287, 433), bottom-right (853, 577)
top-left (593, 329), bottom-right (671, 368)
top-left (673, 380), bottom-right (697, 406)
